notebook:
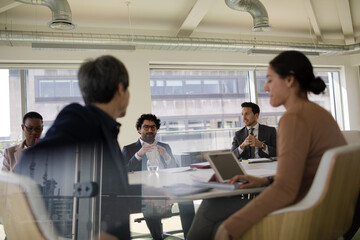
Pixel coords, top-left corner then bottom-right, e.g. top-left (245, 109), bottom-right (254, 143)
top-left (190, 162), bottom-right (211, 169)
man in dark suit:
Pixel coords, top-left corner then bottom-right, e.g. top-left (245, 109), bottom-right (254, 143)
top-left (123, 114), bottom-right (194, 240)
top-left (15, 55), bottom-right (147, 240)
top-left (232, 102), bottom-right (277, 160)
top-left (123, 114), bottom-right (177, 172)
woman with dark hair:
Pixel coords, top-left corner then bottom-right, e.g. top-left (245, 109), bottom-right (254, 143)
top-left (187, 51), bottom-right (346, 240)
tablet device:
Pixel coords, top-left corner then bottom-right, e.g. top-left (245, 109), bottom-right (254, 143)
top-left (206, 152), bottom-right (247, 182)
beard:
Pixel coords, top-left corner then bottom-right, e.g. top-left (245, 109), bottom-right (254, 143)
top-left (143, 133), bottom-right (155, 143)
top-left (244, 120), bottom-right (256, 127)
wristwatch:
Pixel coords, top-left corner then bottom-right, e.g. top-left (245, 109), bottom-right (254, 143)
top-left (261, 142), bottom-right (266, 150)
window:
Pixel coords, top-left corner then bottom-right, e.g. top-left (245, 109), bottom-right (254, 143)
top-left (26, 69), bottom-right (83, 133)
top-left (150, 67), bottom-right (342, 154)
top-left (33, 70), bottom-right (82, 102)
top-left (166, 80), bottom-right (183, 94)
top-left (256, 71), bottom-right (286, 126)
top-left (0, 68), bottom-right (82, 159)
top-left (256, 70), bottom-right (337, 126)
top-left (150, 69), bottom-right (250, 153)
top-left (203, 80), bottom-right (219, 93)
top-left (308, 71), bottom-right (333, 112)
top-left (0, 69), bottom-right (22, 157)
top-left (185, 80), bottom-right (201, 94)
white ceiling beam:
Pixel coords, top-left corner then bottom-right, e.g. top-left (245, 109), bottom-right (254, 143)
top-left (335, 0), bottom-right (355, 45)
top-left (304, 0), bottom-right (322, 42)
top-left (0, 0), bottom-right (21, 14)
top-left (176, 0), bottom-right (216, 37)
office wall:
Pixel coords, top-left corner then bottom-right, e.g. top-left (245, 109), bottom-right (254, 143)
top-left (0, 46), bottom-right (359, 146)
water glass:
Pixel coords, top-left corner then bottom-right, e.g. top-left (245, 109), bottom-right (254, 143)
top-left (147, 158), bottom-right (159, 173)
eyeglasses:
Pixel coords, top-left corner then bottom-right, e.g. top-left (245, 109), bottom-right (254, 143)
top-left (142, 125), bottom-right (157, 131)
top-left (24, 125), bottom-right (43, 133)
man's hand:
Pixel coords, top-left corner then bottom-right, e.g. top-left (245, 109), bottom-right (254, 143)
top-left (240, 134), bottom-right (262, 149)
top-left (157, 145), bottom-right (169, 159)
top-left (228, 174), bottom-right (269, 189)
top-left (251, 134), bottom-right (263, 148)
top-left (137, 144), bottom-right (156, 157)
top-left (240, 135), bottom-right (251, 149)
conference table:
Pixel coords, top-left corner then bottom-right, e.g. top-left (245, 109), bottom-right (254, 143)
top-left (128, 160), bottom-right (277, 201)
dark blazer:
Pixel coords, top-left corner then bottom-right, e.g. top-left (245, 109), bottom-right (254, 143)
top-left (16, 103), bottom-right (139, 239)
top-left (123, 139), bottom-right (177, 172)
top-left (231, 124), bottom-right (277, 160)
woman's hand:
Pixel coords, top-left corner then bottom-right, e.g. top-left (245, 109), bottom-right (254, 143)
top-left (215, 223), bottom-right (231, 240)
top-left (228, 175), bottom-right (269, 189)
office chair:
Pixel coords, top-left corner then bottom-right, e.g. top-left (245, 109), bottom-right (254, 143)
top-left (132, 203), bottom-right (184, 239)
top-left (0, 172), bottom-right (58, 240)
top-left (238, 144), bottom-right (360, 240)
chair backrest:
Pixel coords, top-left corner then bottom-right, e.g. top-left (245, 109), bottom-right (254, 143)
top-left (0, 172), bottom-right (58, 240)
top-left (241, 144), bottom-right (360, 240)
top-left (342, 130), bottom-right (360, 145)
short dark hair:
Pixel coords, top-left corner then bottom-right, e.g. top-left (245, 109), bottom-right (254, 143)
top-left (136, 114), bottom-right (161, 130)
top-left (78, 55), bottom-right (129, 104)
top-left (270, 51), bottom-right (326, 94)
top-left (23, 111), bottom-right (43, 124)
top-left (241, 102), bottom-right (260, 115)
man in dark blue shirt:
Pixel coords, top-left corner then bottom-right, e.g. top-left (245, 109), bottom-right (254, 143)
top-left (16, 55), bottom-right (141, 239)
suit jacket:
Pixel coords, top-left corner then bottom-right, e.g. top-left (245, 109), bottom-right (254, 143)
top-left (123, 139), bottom-right (177, 172)
top-left (16, 103), bottom-right (140, 239)
top-left (231, 124), bottom-right (277, 160)
top-left (2, 140), bottom-right (26, 172)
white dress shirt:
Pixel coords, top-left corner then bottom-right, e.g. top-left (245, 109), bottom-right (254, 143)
top-left (135, 139), bottom-right (171, 169)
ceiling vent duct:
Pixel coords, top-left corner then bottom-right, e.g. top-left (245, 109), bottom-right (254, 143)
top-left (247, 49), bottom-right (320, 57)
top-left (225, 0), bottom-right (271, 32)
top-left (15, 0), bottom-right (75, 30)
top-left (1, 30), bottom-right (360, 56)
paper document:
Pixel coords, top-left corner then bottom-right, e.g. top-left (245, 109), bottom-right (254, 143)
top-left (192, 179), bottom-right (242, 190)
top-left (162, 183), bottom-right (211, 196)
top-left (247, 158), bottom-right (273, 164)
top-left (190, 162), bottom-right (211, 169)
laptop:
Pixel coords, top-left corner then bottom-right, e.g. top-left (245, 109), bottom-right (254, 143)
top-left (206, 152), bottom-right (247, 182)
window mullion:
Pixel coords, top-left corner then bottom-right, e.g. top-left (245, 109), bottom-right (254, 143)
top-left (248, 70), bottom-right (257, 103)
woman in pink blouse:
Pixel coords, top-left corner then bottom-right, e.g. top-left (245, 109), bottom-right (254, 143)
top-left (187, 51), bottom-right (346, 240)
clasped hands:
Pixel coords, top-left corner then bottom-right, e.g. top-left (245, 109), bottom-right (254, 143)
top-left (138, 144), bottom-right (169, 159)
top-left (240, 134), bottom-right (262, 149)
